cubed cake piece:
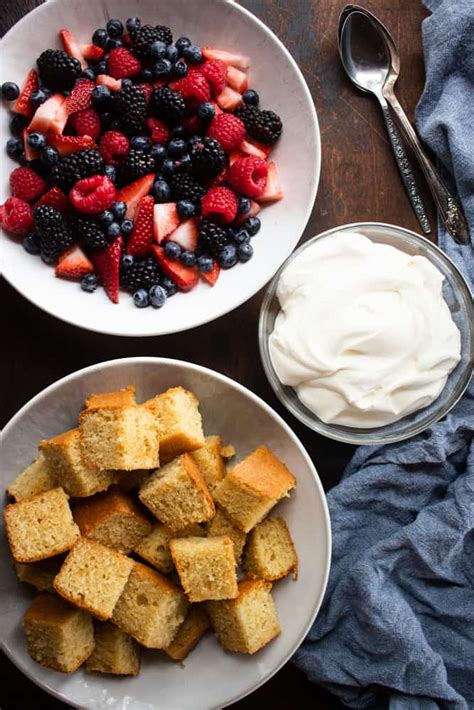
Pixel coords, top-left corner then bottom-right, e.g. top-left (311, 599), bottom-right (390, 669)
top-left (170, 536), bottom-right (238, 602)
top-left (86, 621), bottom-right (140, 676)
top-left (207, 510), bottom-right (247, 564)
top-left (84, 385), bottom-right (136, 410)
top-left (207, 580), bottom-right (281, 654)
top-left (144, 387), bottom-right (204, 462)
top-left (112, 561), bottom-right (188, 648)
top-left (134, 522), bottom-right (204, 574)
top-left (73, 488), bottom-right (152, 554)
top-left (244, 517), bottom-right (297, 581)
top-left (214, 446), bottom-right (296, 532)
top-left (15, 557), bottom-right (63, 592)
top-left (190, 436), bottom-right (227, 495)
top-left (4, 488), bottom-right (80, 563)
top-left (39, 429), bottom-right (115, 497)
top-left (80, 404), bottom-right (160, 471)
top-left (7, 454), bottom-right (55, 502)
top-left (139, 454), bottom-right (215, 529)
top-left (164, 606), bottom-right (210, 661)
top-left (23, 593), bottom-right (95, 673)
top-left (54, 539), bottom-right (133, 620)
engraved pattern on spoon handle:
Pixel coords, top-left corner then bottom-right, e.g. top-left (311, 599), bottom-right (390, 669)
top-left (379, 100), bottom-right (431, 234)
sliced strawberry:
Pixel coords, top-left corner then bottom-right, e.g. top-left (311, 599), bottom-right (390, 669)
top-left (127, 195), bottom-right (154, 257)
top-left (234, 199), bottom-right (261, 225)
top-left (55, 244), bottom-right (93, 280)
top-left (92, 236), bottom-right (123, 304)
top-left (28, 94), bottom-right (67, 134)
top-left (13, 69), bottom-right (38, 118)
top-left (23, 130), bottom-right (38, 162)
top-left (202, 48), bottom-right (250, 71)
top-left (167, 218), bottom-right (199, 251)
top-left (59, 29), bottom-right (87, 69)
top-left (50, 101), bottom-right (69, 134)
top-left (239, 137), bottom-right (272, 160)
top-left (153, 203), bottom-right (180, 244)
top-left (255, 161), bottom-right (283, 203)
top-left (115, 173), bottom-right (155, 219)
top-left (80, 43), bottom-right (105, 61)
top-left (47, 133), bottom-right (96, 156)
top-left (65, 79), bottom-right (95, 115)
top-left (152, 245), bottom-right (199, 292)
top-left (201, 260), bottom-right (220, 286)
top-left (211, 101), bottom-right (223, 115)
top-left (226, 66), bottom-right (248, 93)
top-left (36, 187), bottom-right (70, 214)
top-left (96, 75), bottom-right (122, 91)
top-left (229, 151), bottom-right (244, 167)
top-left (216, 86), bottom-right (243, 111)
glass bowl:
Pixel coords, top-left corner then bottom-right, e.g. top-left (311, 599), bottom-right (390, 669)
top-left (259, 222), bottom-right (473, 445)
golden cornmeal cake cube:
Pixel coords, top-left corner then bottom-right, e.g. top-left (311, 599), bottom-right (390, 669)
top-left (143, 387), bottom-right (204, 462)
top-left (7, 454), bottom-right (55, 502)
top-left (134, 522), bottom-right (204, 574)
top-left (15, 556), bottom-right (64, 593)
top-left (139, 453), bottom-right (215, 529)
top-left (207, 509), bottom-right (247, 564)
top-left (4, 487), bottom-right (80, 563)
top-left (111, 561), bottom-right (188, 649)
top-left (54, 538), bottom-right (134, 620)
top-left (79, 404), bottom-right (160, 471)
top-left (170, 536), bottom-right (238, 603)
top-left (84, 385), bottom-right (136, 410)
top-left (164, 606), bottom-right (210, 661)
top-left (244, 517), bottom-right (298, 581)
top-left (39, 429), bottom-right (115, 497)
top-left (73, 488), bottom-right (152, 554)
top-left (23, 593), bottom-right (95, 673)
top-left (86, 621), bottom-right (140, 676)
top-left (190, 436), bottom-right (227, 495)
top-left (214, 446), bottom-right (296, 533)
top-left (206, 579), bottom-right (281, 654)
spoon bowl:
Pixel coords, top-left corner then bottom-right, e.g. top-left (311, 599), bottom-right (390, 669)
top-left (339, 10), bottom-right (390, 96)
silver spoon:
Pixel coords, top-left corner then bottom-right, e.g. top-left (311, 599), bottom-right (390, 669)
top-left (338, 8), bottom-right (431, 235)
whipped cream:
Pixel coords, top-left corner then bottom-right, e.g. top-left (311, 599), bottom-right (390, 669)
top-left (269, 232), bottom-right (461, 428)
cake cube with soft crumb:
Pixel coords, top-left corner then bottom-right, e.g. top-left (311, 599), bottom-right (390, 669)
top-left (4, 488), bottom-right (80, 563)
top-left (73, 488), bottom-right (152, 554)
top-left (207, 510), bottom-right (247, 563)
top-left (111, 561), bottom-right (188, 648)
top-left (139, 454), bottom-right (215, 529)
top-left (39, 429), bottom-right (115, 497)
top-left (15, 556), bottom-right (64, 592)
top-left (80, 404), bottom-right (160, 471)
top-left (144, 387), bottom-right (204, 462)
top-left (206, 580), bottom-right (281, 654)
top-left (86, 621), bottom-right (140, 676)
top-left (84, 385), bottom-right (136, 410)
top-left (244, 517), bottom-right (297, 581)
top-left (170, 536), bottom-right (238, 602)
top-left (23, 593), bottom-right (95, 673)
top-left (54, 538), bottom-right (133, 620)
top-left (190, 436), bottom-right (227, 495)
top-left (214, 446), bottom-right (296, 532)
top-left (164, 606), bottom-right (210, 661)
top-left (134, 522), bottom-right (204, 574)
top-left (7, 454), bottom-right (55, 502)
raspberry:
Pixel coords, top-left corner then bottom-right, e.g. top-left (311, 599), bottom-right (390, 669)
top-left (9, 167), bottom-right (47, 202)
top-left (207, 113), bottom-right (245, 152)
top-left (201, 186), bottom-right (238, 224)
top-left (170, 68), bottom-right (211, 106)
top-left (227, 156), bottom-right (268, 198)
top-left (36, 187), bottom-right (69, 213)
top-left (108, 47), bottom-right (142, 79)
top-left (139, 83), bottom-right (153, 105)
top-left (69, 175), bottom-right (116, 215)
top-left (0, 197), bottom-right (34, 235)
top-left (198, 60), bottom-right (227, 95)
top-left (99, 130), bottom-right (130, 165)
top-left (69, 107), bottom-right (101, 139)
top-left (146, 117), bottom-right (170, 144)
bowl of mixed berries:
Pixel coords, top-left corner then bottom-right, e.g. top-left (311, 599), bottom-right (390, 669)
top-left (0, 2), bottom-right (320, 336)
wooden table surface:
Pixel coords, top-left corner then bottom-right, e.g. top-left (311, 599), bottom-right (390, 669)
top-left (1, 1), bottom-right (433, 707)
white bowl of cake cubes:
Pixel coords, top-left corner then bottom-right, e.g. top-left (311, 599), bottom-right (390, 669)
top-left (0, 357), bottom-right (331, 709)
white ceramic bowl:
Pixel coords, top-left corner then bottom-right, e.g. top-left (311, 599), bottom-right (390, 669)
top-left (0, 357), bottom-right (331, 709)
top-left (0, 0), bottom-right (320, 336)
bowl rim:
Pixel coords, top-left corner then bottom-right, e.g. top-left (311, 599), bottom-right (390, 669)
top-left (0, 0), bottom-right (321, 338)
top-left (259, 221), bottom-right (474, 445)
top-left (1, 355), bottom-right (332, 710)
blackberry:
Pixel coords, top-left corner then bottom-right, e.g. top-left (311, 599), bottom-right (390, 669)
top-left (198, 220), bottom-right (229, 258)
top-left (234, 106), bottom-right (282, 145)
top-left (117, 149), bottom-right (156, 186)
top-left (114, 84), bottom-right (147, 136)
top-left (151, 87), bottom-right (186, 122)
top-left (70, 216), bottom-right (107, 251)
top-left (121, 257), bottom-right (162, 293)
top-left (37, 49), bottom-right (82, 92)
top-left (190, 137), bottom-right (226, 177)
top-left (155, 25), bottom-right (173, 45)
top-left (34, 205), bottom-right (74, 259)
top-left (51, 150), bottom-right (105, 192)
top-left (170, 173), bottom-right (206, 207)
top-left (131, 24), bottom-right (172, 60)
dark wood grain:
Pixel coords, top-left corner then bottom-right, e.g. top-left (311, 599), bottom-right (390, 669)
top-left (0, 0), bottom-right (432, 708)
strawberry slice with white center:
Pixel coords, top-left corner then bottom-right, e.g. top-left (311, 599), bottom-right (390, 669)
top-left (226, 66), bottom-right (248, 93)
top-left (167, 218), bottom-right (199, 251)
top-left (91, 236), bottom-right (123, 304)
top-left (55, 244), bottom-right (93, 280)
top-left (152, 245), bottom-right (199, 292)
top-left (28, 94), bottom-right (67, 134)
top-left (96, 75), bottom-right (122, 92)
top-left (215, 86), bottom-right (243, 111)
top-left (13, 69), bottom-right (38, 118)
top-left (201, 260), bottom-right (220, 287)
top-left (239, 138), bottom-right (271, 160)
top-left (115, 174), bottom-right (155, 219)
top-left (202, 47), bottom-right (250, 71)
top-left (127, 195), bottom-right (154, 257)
top-left (153, 203), bottom-right (180, 244)
top-left (255, 162), bottom-right (283, 203)
top-left (59, 29), bottom-right (87, 70)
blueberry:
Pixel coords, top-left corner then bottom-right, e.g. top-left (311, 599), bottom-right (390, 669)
top-left (1, 82), bottom-right (19, 101)
top-left (92, 28), bottom-right (108, 48)
top-left (107, 38), bottom-right (123, 50)
top-left (6, 137), bottom-right (23, 159)
top-left (40, 145), bottom-right (59, 166)
top-left (111, 201), bottom-right (127, 221)
top-left (93, 61), bottom-right (108, 76)
top-left (98, 210), bottom-right (114, 226)
top-left (104, 164), bottom-right (117, 183)
top-left (182, 45), bottom-right (202, 64)
top-left (166, 45), bottom-right (179, 63)
top-left (106, 18), bottom-right (123, 38)
top-left (121, 78), bottom-right (133, 87)
top-left (167, 138), bottom-right (187, 157)
top-left (237, 196), bottom-right (250, 214)
top-left (121, 253), bottom-right (134, 269)
top-left (149, 284), bottom-right (167, 308)
top-left (41, 252), bottom-right (56, 265)
top-left (177, 154), bottom-right (192, 172)
top-left (131, 135), bottom-right (151, 152)
top-left (153, 59), bottom-right (172, 77)
top-left (188, 135), bottom-right (203, 148)
top-left (175, 37), bottom-right (192, 55)
top-left (238, 242), bottom-right (253, 262)
top-left (150, 40), bottom-right (167, 59)
top-left (173, 60), bottom-right (188, 78)
top-left (121, 219), bottom-right (134, 235)
top-left (30, 89), bottom-right (47, 109)
top-left (139, 68), bottom-right (153, 83)
top-left (242, 89), bottom-right (259, 106)
top-left (218, 244), bottom-right (237, 269)
top-left (27, 132), bottom-right (46, 150)
top-left (161, 277), bottom-right (178, 297)
top-left (164, 241), bottom-right (181, 259)
top-left (107, 222), bottom-right (122, 240)
top-left (92, 85), bottom-right (111, 105)
top-left (133, 288), bottom-right (150, 307)
top-left (82, 68), bottom-right (96, 81)
top-left (162, 158), bottom-right (176, 177)
top-left (197, 255), bottom-right (214, 273)
top-left (233, 228), bottom-right (250, 244)
top-left (22, 232), bottom-right (40, 255)
top-left (180, 250), bottom-right (196, 266)
top-left (126, 17), bottom-right (141, 33)
top-left (9, 112), bottom-right (28, 135)
top-left (171, 125), bottom-right (186, 139)
top-left (197, 102), bottom-right (215, 122)
top-left (244, 216), bottom-right (261, 236)
top-left (81, 272), bottom-right (100, 292)
top-left (153, 179), bottom-right (171, 202)
top-left (18, 153), bottom-right (28, 166)
top-left (150, 143), bottom-right (167, 163)
top-left (176, 200), bottom-right (195, 219)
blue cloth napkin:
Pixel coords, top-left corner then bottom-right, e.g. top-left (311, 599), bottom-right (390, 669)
top-left (293, 1), bottom-right (474, 708)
